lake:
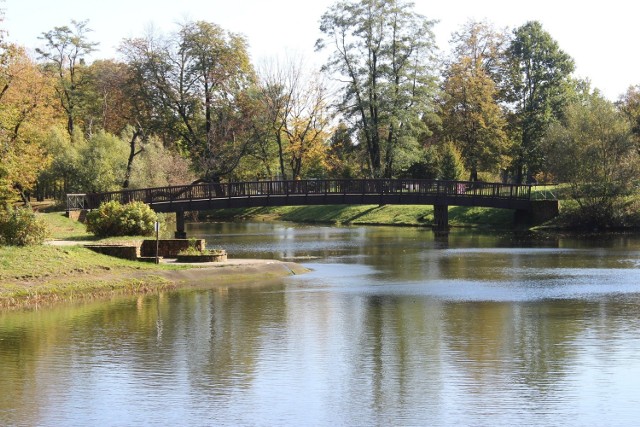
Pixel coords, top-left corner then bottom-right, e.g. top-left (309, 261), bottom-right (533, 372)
top-left (2, 222), bottom-right (640, 426)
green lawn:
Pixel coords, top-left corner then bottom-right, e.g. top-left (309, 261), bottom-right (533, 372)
top-left (0, 212), bottom-right (183, 308)
top-left (203, 204), bottom-right (517, 229)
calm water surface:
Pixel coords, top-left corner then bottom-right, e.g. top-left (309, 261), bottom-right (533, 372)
top-left (2, 223), bottom-right (640, 426)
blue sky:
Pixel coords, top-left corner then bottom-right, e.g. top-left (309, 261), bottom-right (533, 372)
top-left (3, 0), bottom-right (637, 100)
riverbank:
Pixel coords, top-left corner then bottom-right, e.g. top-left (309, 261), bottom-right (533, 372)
top-left (0, 243), bottom-right (308, 309)
top-left (199, 204), bottom-right (517, 229)
top-left (0, 211), bottom-right (308, 309)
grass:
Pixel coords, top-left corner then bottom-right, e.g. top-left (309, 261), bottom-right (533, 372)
top-left (0, 244), bottom-right (185, 309)
top-left (40, 211), bottom-right (94, 240)
top-left (203, 204), bottom-right (517, 229)
top-left (0, 212), bottom-right (187, 309)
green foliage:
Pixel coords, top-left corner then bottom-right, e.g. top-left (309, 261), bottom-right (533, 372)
top-left (127, 138), bottom-right (195, 188)
top-left (439, 142), bottom-right (466, 180)
top-left (441, 21), bottom-right (510, 181)
top-left (40, 128), bottom-right (129, 194)
top-left (317, 0), bottom-right (438, 178)
top-left (86, 200), bottom-right (158, 237)
top-left (36, 19), bottom-right (98, 136)
top-left (619, 85), bottom-right (640, 142)
top-left (0, 205), bottom-right (49, 246)
top-left (543, 92), bottom-right (639, 228)
top-left (401, 145), bottom-right (440, 179)
top-left (79, 131), bottom-right (129, 192)
top-left (506, 21), bottom-right (575, 182)
top-left (120, 20), bottom-right (255, 182)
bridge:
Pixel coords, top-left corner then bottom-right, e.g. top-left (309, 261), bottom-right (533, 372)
top-left (67, 179), bottom-right (558, 237)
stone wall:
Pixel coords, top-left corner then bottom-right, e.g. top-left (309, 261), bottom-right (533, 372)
top-left (84, 245), bottom-right (140, 261)
top-left (140, 239), bottom-right (205, 258)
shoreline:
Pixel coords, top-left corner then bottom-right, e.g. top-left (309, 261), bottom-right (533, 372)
top-left (0, 257), bottom-right (310, 310)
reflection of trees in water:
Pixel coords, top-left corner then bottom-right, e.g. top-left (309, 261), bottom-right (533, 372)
top-left (2, 277), bottom-right (640, 423)
top-left (353, 295), bottom-right (447, 420)
top-left (0, 297), bottom-right (166, 424)
top-left (441, 300), bottom-right (590, 392)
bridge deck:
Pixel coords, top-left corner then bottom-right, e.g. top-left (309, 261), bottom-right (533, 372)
top-left (69, 179), bottom-right (533, 213)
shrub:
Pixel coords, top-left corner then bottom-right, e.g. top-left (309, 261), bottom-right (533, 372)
top-left (0, 205), bottom-right (49, 246)
top-left (86, 200), bottom-right (159, 238)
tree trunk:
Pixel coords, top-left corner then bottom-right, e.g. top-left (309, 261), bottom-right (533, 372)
top-left (122, 128), bottom-right (144, 189)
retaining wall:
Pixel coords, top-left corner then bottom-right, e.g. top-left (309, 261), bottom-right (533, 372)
top-left (84, 244), bottom-right (140, 261)
top-left (140, 239), bottom-right (205, 258)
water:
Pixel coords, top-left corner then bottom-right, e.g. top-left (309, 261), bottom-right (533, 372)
top-left (2, 223), bottom-right (640, 426)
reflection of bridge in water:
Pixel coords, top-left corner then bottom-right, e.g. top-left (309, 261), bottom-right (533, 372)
top-left (67, 179), bottom-right (558, 237)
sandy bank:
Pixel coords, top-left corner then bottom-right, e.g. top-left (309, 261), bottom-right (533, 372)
top-left (152, 258), bottom-right (310, 287)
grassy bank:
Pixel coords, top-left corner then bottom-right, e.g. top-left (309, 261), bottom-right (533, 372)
top-left (1, 211), bottom-right (309, 309)
top-left (0, 211), bottom-right (187, 308)
top-left (201, 204), bottom-right (516, 229)
top-left (1, 211), bottom-right (196, 308)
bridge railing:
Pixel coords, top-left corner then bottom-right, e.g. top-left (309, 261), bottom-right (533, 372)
top-left (70, 179), bottom-right (533, 210)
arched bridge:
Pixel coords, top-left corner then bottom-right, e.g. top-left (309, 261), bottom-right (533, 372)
top-left (67, 179), bottom-right (558, 237)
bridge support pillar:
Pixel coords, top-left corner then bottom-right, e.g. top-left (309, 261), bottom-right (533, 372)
top-left (433, 204), bottom-right (449, 232)
top-left (175, 210), bottom-right (187, 239)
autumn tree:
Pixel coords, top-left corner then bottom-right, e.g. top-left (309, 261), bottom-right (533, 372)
top-left (505, 21), bottom-right (574, 183)
top-left (441, 21), bottom-right (510, 181)
top-left (120, 21), bottom-right (255, 183)
top-left (256, 56), bottom-right (332, 180)
top-left (317, 0), bottom-right (438, 178)
top-left (36, 20), bottom-right (98, 137)
top-left (0, 45), bottom-right (56, 203)
top-left (83, 59), bottom-right (133, 136)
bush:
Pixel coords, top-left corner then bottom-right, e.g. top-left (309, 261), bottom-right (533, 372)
top-left (0, 205), bottom-right (49, 246)
top-left (86, 201), bottom-right (159, 238)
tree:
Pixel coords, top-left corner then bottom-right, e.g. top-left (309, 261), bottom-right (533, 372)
top-left (325, 121), bottom-right (364, 178)
top-left (78, 131), bottom-right (129, 192)
top-left (618, 85), bottom-right (640, 143)
top-left (39, 128), bottom-right (129, 194)
top-left (441, 21), bottom-right (510, 181)
top-left (439, 142), bottom-right (466, 180)
top-left (0, 45), bottom-right (56, 203)
top-left (83, 59), bottom-right (133, 136)
top-left (256, 56), bottom-right (332, 180)
top-left (543, 92), bottom-right (638, 227)
top-left (316, 0), bottom-right (438, 178)
top-left (505, 21), bottom-right (574, 183)
top-left (127, 137), bottom-right (195, 188)
top-left (36, 20), bottom-right (98, 136)
top-left (120, 21), bottom-right (255, 183)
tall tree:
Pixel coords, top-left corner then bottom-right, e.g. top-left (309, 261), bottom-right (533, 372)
top-left (316, 0), bottom-right (438, 178)
top-left (257, 56), bottom-right (332, 180)
top-left (36, 20), bottom-right (98, 136)
top-left (0, 45), bottom-right (56, 203)
top-left (120, 21), bottom-right (255, 182)
top-left (506, 21), bottom-right (574, 183)
top-left (441, 21), bottom-right (510, 181)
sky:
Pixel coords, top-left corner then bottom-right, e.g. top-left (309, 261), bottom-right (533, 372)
top-left (2, 0), bottom-right (638, 100)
